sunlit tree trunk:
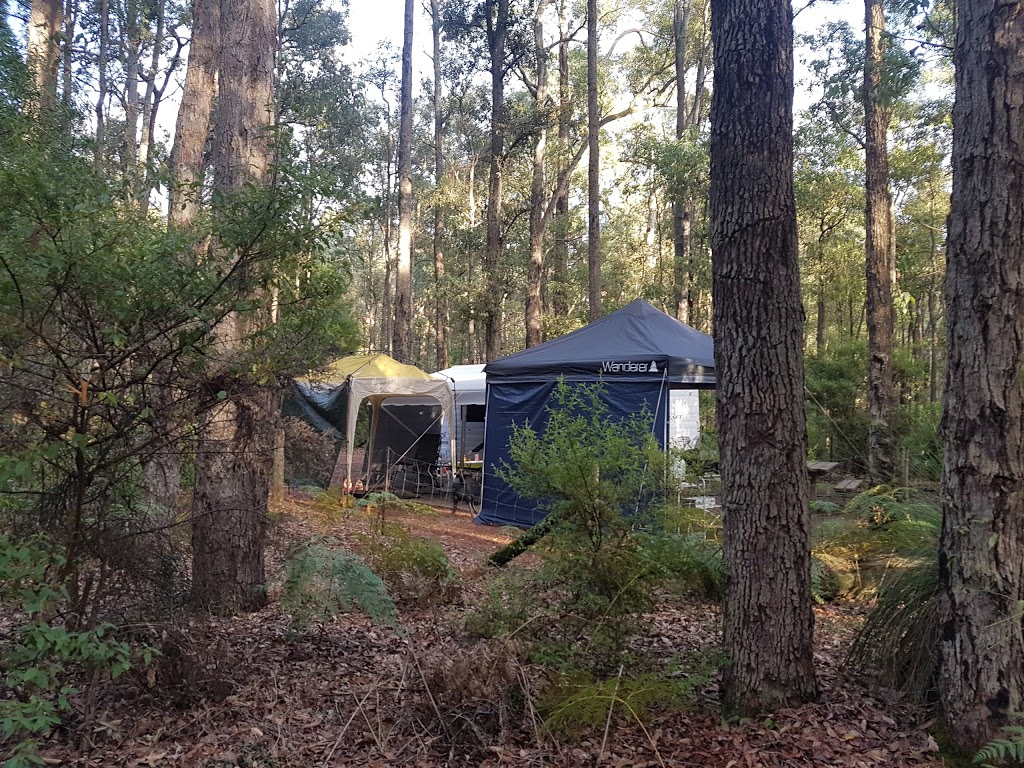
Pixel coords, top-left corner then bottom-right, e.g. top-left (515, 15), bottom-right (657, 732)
top-left (168, 0), bottom-right (219, 228)
top-left (526, 0), bottom-right (549, 348)
top-left (710, 0), bottom-right (817, 714)
top-left (672, 0), bottom-right (692, 323)
top-left (939, 0), bottom-right (1024, 752)
top-left (27, 0), bottom-right (62, 110)
top-left (393, 0), bottom-right (414, 362)
top-left (430, 0), bottom-right (448, 370)
top-left (94, 0), bottom-right (109, 170)
top-left (550, 2), bottom-right (570, 319)
top-left (483, 0), bottom-right (508, 360)
top-left (863, 0), bottom-right (896, 483)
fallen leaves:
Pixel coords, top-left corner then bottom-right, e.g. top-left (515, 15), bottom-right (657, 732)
top-left (31, 501), bottom-right (943, 768)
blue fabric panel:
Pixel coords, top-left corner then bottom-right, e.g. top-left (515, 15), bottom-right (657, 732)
top-left (476, 379), bottom-right (669, 528)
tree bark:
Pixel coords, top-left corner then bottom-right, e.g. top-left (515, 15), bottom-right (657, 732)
top-left (483, 0), bottom-right (508, 360)
top-left (863, 0), bottom-right (896, 484)
top-left (94, 0), bottom-right (109, 171)
top-left (123, 0), bottom-right (142, 169)
top-left (191, 0), bottom-right (277, 614)
top-left (586, 0), bottom-right (600, 322)
top-left (27, 0), bottom-right (62, 109)
top-left (710, 0), bottom-right (817, 714)
top-left (671, 0), bottom-right (692, 323)
top-left (526, 0), bottom-right (549, 348)
top-left (393, 0), bottom-right (414, 363)
top-left (938, 0), bottom-right (1024, 752)
top-left (430, 0), bottom-right (448, 370)
top-left (551, 5), bottom-right (570, 318)
top-left (168, 0), bottom-right (220, 230)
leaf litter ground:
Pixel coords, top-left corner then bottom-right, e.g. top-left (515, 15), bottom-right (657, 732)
top-left (34, 498), bottom-right (943, 767)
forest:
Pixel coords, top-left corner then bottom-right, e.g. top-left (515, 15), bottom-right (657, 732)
top-left (0, 0), bottom-right (1022, 764)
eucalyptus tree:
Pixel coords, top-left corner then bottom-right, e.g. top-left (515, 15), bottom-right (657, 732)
top-left (710, 0), bottom-right (817, 714)
top-left (863, 0), bottom-right (896, 483)
top-left (442, 0), bottom-right (533, 359)
top-left (393, 0), bottom-right (415, 362)
top-left (939, 0), bottom-right (1024, 750)
top-left (189, 0), bottom-right (278, 613)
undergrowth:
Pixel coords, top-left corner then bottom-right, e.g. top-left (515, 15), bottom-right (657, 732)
top-left (280, 537), bottom-right (400, 634)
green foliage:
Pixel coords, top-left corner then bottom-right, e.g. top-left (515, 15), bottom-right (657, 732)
top-left (463, 570), bottom-right (539, 640)
top-left (637, 529), bottom-right (725, 601)
top-left (280, 537), bottom-right (400, 633)
top-left (975, 722), bottom-right (1024, 767)
top-left (539, 656), bottom-right (717, 736)
top-left (354, 522), bottom-right (459, 606)
top-left (810, 500), bottom-right (844, 516)
top-left (896, 401), bottom-right (943, 481)
top-left (494, 381), bottom-right (672, 669)
top-left (804, 489), bottom-right (944, 698)
top-left (0, 537), bottom-right (150, 767)
top-left (804, 341), bottom-right (869, 465)
top-left (848, 558), bottom-right (940, 701)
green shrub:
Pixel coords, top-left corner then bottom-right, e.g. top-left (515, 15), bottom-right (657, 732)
top-left (539, 655), bottom-right (718, 736)
top-left (354, 522), bottom-right (459, 606)
top-left (0, 537), bottom-right (151, 767)
top-left (280, 537), bottom-right (400, 633)
top-left (896, 401), bottom-right (943, 481)
top-left (638, 531), bottom-right (725, 601)
top-left (810, 500), bottom-right (844, 516)
top-left (464, 571), bottom-right (543, 639)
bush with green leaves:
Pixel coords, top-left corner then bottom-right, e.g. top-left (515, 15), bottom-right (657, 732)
top-left (805, 488), bottom-right (943, 699)
top-left (354, 521), bottom-right (459, 606)
top-left (279, 537), bottom-right (400, 634)
top-left (539, 652), bottom-right (720, 737)
top-left (0, 537), bottom-right (152, 767)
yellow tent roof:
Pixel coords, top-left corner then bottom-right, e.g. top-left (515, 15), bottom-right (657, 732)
top-left (312, 354), bottom-right (433, 383)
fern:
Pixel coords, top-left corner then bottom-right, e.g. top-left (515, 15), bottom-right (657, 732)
top-left (280, 537), bottom-right (400, 633)
top-left (354, 522), bottom-right (459, 604)
top-left (540, 663), bottom-right (715, 735)
top-left (810, 500), bottom-right (844, 516)
top-left (975, 724), bottom-right (1024, 767)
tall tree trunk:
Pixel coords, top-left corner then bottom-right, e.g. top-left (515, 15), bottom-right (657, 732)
top-left (671, 0), bottom-right (692, 323)
top-left (483, 0), bottom-right (508, 360)
top-left (393, 0), bottom-right (414, 362)
top-left (863, 0), bottom-right (896, 484)
top-left (168, 0), bottom-right (220, 228)
top-left (191, 0), bottom-right (277, 614)
top-left (551, 4), bottom-right (570, 318)
top-left (526, 0), bottom-right (549, 348)
top-left (123, 0), bottom-right (142, 169)
top-left (142, 0), bottom-right (218, 521)
top-left (586, 0), bottom-right (600, 322)
top-left (938, 0), bottom-right (1024, 752)
top-left (430, 0), bottom-right (448, 370)
top-left (710, 0), bottom-right (817, 714)
top-left (467, 157), bottom-right (478, 363)
top-left (94, 0), bottom-right (109, 171)
top-left (61, 0), bottom-right (73, 102)
top-left (27, 0), bottom-right (62, 109)
top-left (138, 0), bottom-right (167, 205)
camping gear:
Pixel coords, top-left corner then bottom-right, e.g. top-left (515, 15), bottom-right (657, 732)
top-left (478, 299), bottom-right (715, 527)
top-left (282, 354), bottom-right (455, 489)
top-left (431, 364), bottom-right (486, 465)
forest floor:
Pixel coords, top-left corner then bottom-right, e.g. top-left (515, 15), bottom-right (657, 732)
top-left (35, 496), bottom-right (947, 768)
